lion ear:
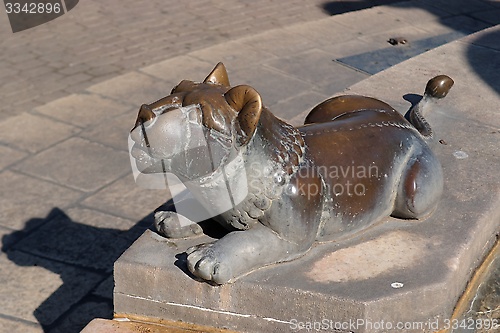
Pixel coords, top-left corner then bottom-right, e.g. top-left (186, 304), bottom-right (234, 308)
top-left (225, 85), bottom-right (263, 146)
top-left (203, 62), bottom-right (230, 87)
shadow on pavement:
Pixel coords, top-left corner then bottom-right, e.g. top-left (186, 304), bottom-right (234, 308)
top-left (327, 0), bottom-right (499, 75)
top-left (466, 27), bottom-right (500, 95)
top-left (321, 0), bottom-right (401, 15)
top-left (1, 208), bottom-right (152, 333)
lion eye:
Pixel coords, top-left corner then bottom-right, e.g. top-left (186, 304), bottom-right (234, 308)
top-left (185, 106), bottom-right (202, 124)
top-left (152, 104), bottom-right (181, 115)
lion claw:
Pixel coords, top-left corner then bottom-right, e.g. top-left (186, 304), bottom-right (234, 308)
top-left (186, 243), bottom-right (232, 284)
top-left (155, 211), bottom-right (203, 239)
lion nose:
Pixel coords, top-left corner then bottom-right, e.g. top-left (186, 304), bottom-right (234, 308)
top-left (134, 104), bottom-right (156, 129)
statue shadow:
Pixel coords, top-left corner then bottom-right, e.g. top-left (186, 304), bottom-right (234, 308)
top-left (1, 207), bottom-right (153, 332)
top-left (321, 0), bottom-right (400, 15)
top-left (403, 93), bottom-right (422, 107)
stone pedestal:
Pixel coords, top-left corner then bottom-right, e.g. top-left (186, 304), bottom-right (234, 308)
top-left (114, 191), bottom-right (498, 333)
top-left (113, 27), bottom-right (500, 333)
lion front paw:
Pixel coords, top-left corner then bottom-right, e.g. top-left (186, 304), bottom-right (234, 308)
top-left (154, 211), bottom-right (203, 239)
top-left (186, 243), bottom-right (233, 284)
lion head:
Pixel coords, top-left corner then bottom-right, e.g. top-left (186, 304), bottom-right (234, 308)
top-left (129, 63), bottom-right (266, 180)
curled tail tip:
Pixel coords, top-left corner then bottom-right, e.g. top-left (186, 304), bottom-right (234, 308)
top-left (424, 75), bottom-right (454, 99)
top-left (408, 75), bottom-right (453, 138)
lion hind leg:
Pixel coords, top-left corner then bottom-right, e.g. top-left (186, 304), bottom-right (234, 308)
top-left (391, 152), bottom-right (443, 219)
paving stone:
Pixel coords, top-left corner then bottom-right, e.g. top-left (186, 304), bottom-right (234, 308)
top-left (2, 91), bottom-right (40, 112)
top-left (92, 275), bottom-right (115, 300)
top-left (316, 65), bottom-right (369, 96)
top-left (0, 317), bottom-right (43, 333)
top-left (346, 31), bottom-right (500, 128)
top-left (430, 112), bottom-right (500, 159)
top-left (416, 0), bottom-right (495, 15)
top-left (265, 48), bottom-right (369, 96)
top-left (470, 8), bottom-right (500, 25)
top-left (140, 56), bottom-right (216, 85)
top-left (87, 73), bottom-right (126, 87)
top-left (0, 144), bottom-right (27, 170)
top-left (0, 65), bottom-right (18, 77)
top-left (34, 93), bottom-right (132, 128)
top-left (229, 66), bottom-right (313, 106)
top-left (63, 207), bottom-right (136, 231)
top-left (0, 225), bottom-right (19, 251)
top-left (86, 64), bottom-right (124, 77)
top-left (270, 90), bottom-right (330, 124)
top-left (319, 0), bottom-right (400, 15)
top-left (380, 1), bottom-right (452, 23)
top-left (1, 76), bottom-right (35, 95)
top-left (439, 14), bottom-right (492, 35)
top-left (283, 18), bottom-right (355, 44)
top-left (320, 38), bottom-right (380, 59)
top-left (462, 26), bottom-right (500, 52)
top-left (0, 171), bottom-right (82, 230)
top-left (332, 6), bottom-right (409, 36)
top-left (237, 29), bottom-right (320, 58)
top-left (20, 63), bottom-right (55, 78)
top-left (1, 0), bottom-right (330, 120)
top-left (32, 89), bottom-right (70, 105)
top-left (7, 51), bottom-right (37, 64)
top-left (87, 71), bottom-right (169, 107)
top-left (28, 78), bottom-right (70, 97)
top-left (79, 112), bottom-right (134, 152)
top-left (0, 113), bottom-right (78, 153)
top-left (358, 24), bottom-right (452, 49)
top-left (11, 209), bottom-right (136, 273)
top-left (105, 54), bottom-right (149, 72)
top-left (57, 63), bottom-right (90, 76)
top-left (49, 299), bottom-right (114, 333)
top-left (81, 174), bottom-right (169, 222)
top-left (0, 250), bottom-right (103, 326)
top-left (326, 25), bottom-right (456, 66)
top-left (338, 31), bottom-right (465, 74)
top-left (16, 58), bottom-right (48, 72)
top-left (14, 137), bottom-right (130, 192)
top-left (59, 73), bottom-right (94, 92)
top-left (189, 41), bottom-right (277, 72)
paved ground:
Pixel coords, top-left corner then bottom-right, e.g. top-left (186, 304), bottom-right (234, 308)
top-left (0, 0), bottom-right (362, 120)
top-left (0, 0), bottom-right (499, 332)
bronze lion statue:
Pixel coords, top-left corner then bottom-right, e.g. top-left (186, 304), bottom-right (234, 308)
top-left (129, 63), bottom-right (453, 284)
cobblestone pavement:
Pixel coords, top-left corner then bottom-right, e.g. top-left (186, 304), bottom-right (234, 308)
top-left (0, 0), bottom-right (499, 332)
top-left (0, 0), bottom-right (337, 120)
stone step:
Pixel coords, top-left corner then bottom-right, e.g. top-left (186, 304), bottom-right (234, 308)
top-left (80, 317), bottom-right (236, 333)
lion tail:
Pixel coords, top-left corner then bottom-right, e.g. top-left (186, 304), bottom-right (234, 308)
top-left (408, 75), bottom-right (454, 139)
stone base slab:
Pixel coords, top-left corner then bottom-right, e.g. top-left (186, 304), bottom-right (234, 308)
top-left (113, 27), bottom-right (500, 333)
